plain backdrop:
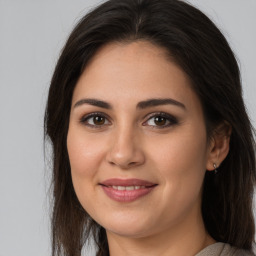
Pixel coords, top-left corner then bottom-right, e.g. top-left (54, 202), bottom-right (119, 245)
top-left (0, 1), bottom-right (255, 256)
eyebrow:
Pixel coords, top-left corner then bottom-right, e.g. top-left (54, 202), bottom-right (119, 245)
top-left (73, 98), bottom-right (186, 110)
top-left (74, 98), bottom-right (112, 109)
top-left (137, 98), bottom-right (185, 110)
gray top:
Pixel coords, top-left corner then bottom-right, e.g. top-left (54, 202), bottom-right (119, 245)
top-left (196, 243), bottom-right (255, 256)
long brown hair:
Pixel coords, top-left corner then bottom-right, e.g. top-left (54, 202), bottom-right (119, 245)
top-left (44, 0), bottom-right (256, 255)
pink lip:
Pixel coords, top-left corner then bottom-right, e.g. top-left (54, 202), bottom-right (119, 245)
top-left (100, 178), bottom-right (156, 187)
top-left (99, 179), bottom-right (157, 202)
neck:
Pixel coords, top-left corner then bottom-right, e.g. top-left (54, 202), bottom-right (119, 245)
top-left (106, 209), bottom-right (215, 256)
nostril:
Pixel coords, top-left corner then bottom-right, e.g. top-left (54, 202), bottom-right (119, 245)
top-left (106, 142), bottom-right (145, 168)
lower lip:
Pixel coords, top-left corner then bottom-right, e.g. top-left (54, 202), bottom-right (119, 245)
top-left (101, 186), bottom-right (156, 202)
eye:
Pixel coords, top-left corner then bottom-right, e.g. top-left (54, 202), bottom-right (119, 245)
top-left (80, 113), bottom-right (110, 128)
top-left (143, 113), bottom-right (178, 128)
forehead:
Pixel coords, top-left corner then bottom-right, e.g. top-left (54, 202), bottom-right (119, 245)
top-left (91, 40), bottom-right (170, 64)
top-left (72, 41), bottom-right (199, 110)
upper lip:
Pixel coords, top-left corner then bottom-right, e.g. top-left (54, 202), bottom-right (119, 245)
top-left (100, 178), bottom-right (157, 187)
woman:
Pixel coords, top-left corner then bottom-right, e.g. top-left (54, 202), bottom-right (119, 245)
top-left (44, 0), bottom-right (256, 255)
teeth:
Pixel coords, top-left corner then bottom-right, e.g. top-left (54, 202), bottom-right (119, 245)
top-left (110, 185), bottom-right (146, 190)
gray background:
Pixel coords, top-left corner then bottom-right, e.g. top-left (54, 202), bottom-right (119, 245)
top-left (0, 1), bottom-right (255, 256)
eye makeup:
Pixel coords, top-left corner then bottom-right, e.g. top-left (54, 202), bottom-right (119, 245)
top-left (79, 111), bottom-right (178, 130)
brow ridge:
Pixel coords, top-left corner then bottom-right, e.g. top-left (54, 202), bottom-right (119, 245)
top-left (136, 98), bottom-right (185, 109)
top-left (74, 99), bottom-right (112, 109)
top-left (73, 98), bottom-right (185, 110)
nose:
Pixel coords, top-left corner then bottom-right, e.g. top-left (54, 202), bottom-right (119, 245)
top-left (106, 126), bottom-right (145, 169)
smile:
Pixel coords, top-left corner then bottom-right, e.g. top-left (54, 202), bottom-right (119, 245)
top-left (108, 185), bottom-right (146, 190)
top-left (99, 179), bottom-right (157, 202)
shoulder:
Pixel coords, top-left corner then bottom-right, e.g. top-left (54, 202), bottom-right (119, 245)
top-left (196, 242), bottom-right (255, 256)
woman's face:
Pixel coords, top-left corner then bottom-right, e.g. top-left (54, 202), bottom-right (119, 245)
top-left (67, 41), bottom-right (213, 238)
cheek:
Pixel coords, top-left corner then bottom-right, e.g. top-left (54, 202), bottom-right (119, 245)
top-left (67, 127), bottom-right (104, 177)
top-left (66, 127), bottom-right (107, 217)
top-left (150, 126), bottom-right (207, 170)
top-left (67, 127), bottom-right (103, 202)
top-left (147, 127), bottom-right (208, 207)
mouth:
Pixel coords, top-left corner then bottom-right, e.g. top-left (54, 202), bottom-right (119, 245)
top-left (102, 185), bottom-right (150, 190)
top-left (99, 178), bottom-right (158, 202)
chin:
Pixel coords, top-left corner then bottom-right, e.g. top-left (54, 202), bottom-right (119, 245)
top-left (106, 225), bottom-right (151, 238)
top-left (100, 214), bottom-right (156, 238)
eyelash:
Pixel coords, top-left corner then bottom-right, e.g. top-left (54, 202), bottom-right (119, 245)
top-left (143, 112), bottom-right (178, 129)
top-left (80, 112), bottom-right (110, 129)
top-left (80, 112), bottom-right (178, 129)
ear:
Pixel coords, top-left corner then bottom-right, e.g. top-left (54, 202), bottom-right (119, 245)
top-left (206, 122), bottom-right (232, 171)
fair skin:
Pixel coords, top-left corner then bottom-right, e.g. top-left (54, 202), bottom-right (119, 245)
top-left (67, 41), bottom-right (230, 256)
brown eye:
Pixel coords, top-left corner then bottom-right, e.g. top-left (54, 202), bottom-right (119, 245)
top-left (144, 113), bottom-right (178, 128)
top-left (81, 113), bottom-right (110, 127)
top-left (93, 116), bottom-right (105, 125)
top-left (154, 116), bottom-right (167, 126)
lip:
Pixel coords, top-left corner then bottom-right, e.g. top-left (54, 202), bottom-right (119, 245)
top-left (100, 178), bottom-right (156, 187)
top-left (99, 178), bottom-right (157, 202)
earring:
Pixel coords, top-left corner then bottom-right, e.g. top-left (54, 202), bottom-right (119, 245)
top-left (213, 163), bottom-right (218, 174)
